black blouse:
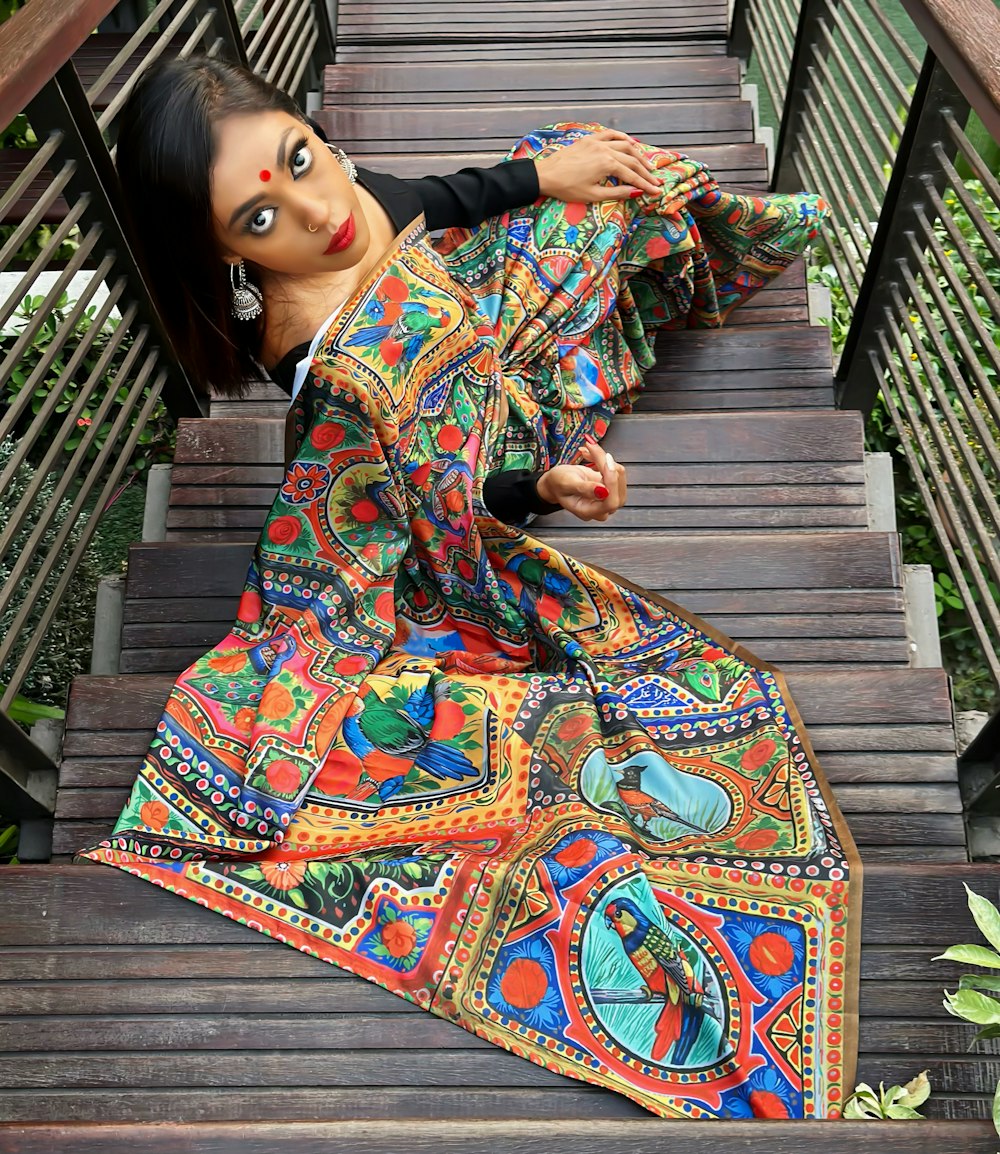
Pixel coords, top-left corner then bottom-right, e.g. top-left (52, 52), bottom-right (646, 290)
top-left (268, 157), bottom-right (561, 523)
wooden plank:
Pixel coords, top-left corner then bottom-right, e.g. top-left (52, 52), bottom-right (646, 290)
top-left (0, 1088), bottom-right (992, 1125)
top-left (172, 409), bottom-right (862, 468)
top-left (350, 142), bottom-right (769, 184)
top-left (314, 101), bottom-right (754, 154)
top-left (336, 43), bottom-right (731, 64)
top-left (116, 638), bottom-right (909, 673)
top-left (0, 1119), bottom-right (995, 1154)
top-left (121, 533), bottom-right (902, 602)
top-left (0, 939), bottom-right (971, 984)
top-left (166, 410), bottom-right (868, 540)
top-left (50, 779), bottom-right (962, 823)
top-left (323, 57), bottom-right (742, 104)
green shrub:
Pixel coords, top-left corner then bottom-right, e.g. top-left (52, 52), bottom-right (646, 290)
top-left (2, 292), bottom-right (176, 475)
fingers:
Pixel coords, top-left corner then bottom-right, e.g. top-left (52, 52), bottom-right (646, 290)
top-left (579, 438), bottom-right (627, 518)
top-left (611, 156), bottom-right (662, 195)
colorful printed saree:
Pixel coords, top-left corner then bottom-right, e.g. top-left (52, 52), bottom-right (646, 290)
top-left (84, 126), bottom-right (859, 1119)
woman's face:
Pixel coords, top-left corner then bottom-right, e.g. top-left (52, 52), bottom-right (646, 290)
top-left (210, 110), bottom-right (369, 278)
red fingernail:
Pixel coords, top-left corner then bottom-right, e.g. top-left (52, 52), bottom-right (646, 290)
top-left (594, 485), bottom-right (610, 499)
top-left (629, 189), bottom-right (643, 199)
top-left (583, 433), bottom-right (598, 445)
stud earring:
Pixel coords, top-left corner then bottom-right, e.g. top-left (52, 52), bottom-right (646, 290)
top-left (229, 259), bottom-right (263, 321)
top-left (327, 143), bottom-right (357, 185)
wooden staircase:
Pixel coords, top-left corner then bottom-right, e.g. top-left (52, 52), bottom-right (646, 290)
top-left (2, 2), bottom-right (999, 1149)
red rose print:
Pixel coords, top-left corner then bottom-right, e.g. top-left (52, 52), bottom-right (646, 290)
top-left (264, 759), bottom-right (301, 795)
top-left (267, 515), bottom-right (301, 545)
top-left (741, 739), bottom-right (778, 772)
top-left (310, 423), bottom-right (345, 450)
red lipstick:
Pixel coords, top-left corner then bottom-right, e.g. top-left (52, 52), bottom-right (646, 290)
top-left (324, 213), bottom-right (356, 254)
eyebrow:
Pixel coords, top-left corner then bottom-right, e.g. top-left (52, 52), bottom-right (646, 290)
top-left (226, 126), bottom-right (298, 229)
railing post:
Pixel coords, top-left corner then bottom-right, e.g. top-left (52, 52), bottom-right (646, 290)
top-left (772, 0), bottom-right (838, 194)
top-left (215, 0), bottom-right (250, 68)
top-left (27, 61), bottom-right (205, 419)
top-left (727, 0), bottom-right (752, 64)
top-left (315, 0), bottom-right (337, 67)
top-left (835, 51), bottom-right (970, 412)
top-left (0, 713), bottom-right (57, 815)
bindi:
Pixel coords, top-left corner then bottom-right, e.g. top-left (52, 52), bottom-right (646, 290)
top-left (259, 169), bottom-right (272, 182)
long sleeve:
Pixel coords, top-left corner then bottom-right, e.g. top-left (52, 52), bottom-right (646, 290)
top-left (306, 116), bottom-right (539, 232)
top-left (407, 161), bottom-right (540, 230)
top-left (482, 469), bottom-right (561, 523)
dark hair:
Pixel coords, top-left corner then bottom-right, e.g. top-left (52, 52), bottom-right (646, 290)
top-left (115, 55), bottom-right (306, 396)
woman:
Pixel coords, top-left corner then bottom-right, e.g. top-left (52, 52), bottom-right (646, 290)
top-left (85, 56), bottom-right (858, 1120)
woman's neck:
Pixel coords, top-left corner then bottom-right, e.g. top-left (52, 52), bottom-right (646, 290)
top-left (258, 184), bottom-right (396, 369)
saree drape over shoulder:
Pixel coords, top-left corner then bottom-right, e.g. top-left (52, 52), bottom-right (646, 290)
top-left (84, 126), bottom-right (859, 1120)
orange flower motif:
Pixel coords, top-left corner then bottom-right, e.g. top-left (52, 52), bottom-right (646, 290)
top-left (264, 759), bottom-right (302, 795)
top-left (260, 860), bottom-right (307, 891)
top-left (741, 738), bottom-right (778, 772)
top-left (259, 682), bottom-right (295, 720)
top-left (557, 714), bottom-right (591, 742)
top-left (208, 651), bottom-right (248, 674)
top-left (734, 827), bottom-right (780, 853)
top-left (234, 707), bottom-right (256, 733)
top-left (443, 488), bottom-right (466, 516)
top-left (140, 800), bottom-right (169, 831)
top-left (381, 919), bottom-right (417, 958)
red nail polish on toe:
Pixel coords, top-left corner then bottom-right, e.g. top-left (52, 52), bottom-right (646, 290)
top-left (594, 485), bottom-right (610, 500)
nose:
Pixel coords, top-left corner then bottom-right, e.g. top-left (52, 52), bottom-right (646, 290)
top-left (298, 193), bottom-right (329, 235)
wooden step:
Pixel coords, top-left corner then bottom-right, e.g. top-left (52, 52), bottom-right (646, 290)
top-left (1, 862), bottom-right (995, 1130)
top-left (324, 57), bottom-right (743, 105)
top-left (314, 99), bottom-right (754, 155)
top-left (347, 142), bottom-right (770, 186)
top-left (0, 1119), bottom-right (997, 1153)
top-left (54, 666), bottom-right (960, 859)
top-left (211, 324), bottom-right (832, 420)
top-left (117, 532), bottom-right (909, 676)
top-left (337, 41), bottom-right (732, 64)
top-left (166, 409), bottom-right (868, 541)
top-left (335, 0), bottom-right (729, 45)
top-left (121, 533), bottom-right (913, 673)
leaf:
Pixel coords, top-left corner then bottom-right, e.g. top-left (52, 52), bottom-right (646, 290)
top-left (974, 1024), bottom-right (1000, 1043)
top-left (960, 975), bottom-right (1000, 994)
top-left (993, 1080), bottom-right (1000, 1139)
top-left (285, 887), bottom-right (307, 909)
top-left (885, 1104), bottom-right (926, 1120)
top-left (965, 885), bottom-right (1000, 953)
top-left (843, 1096), bottom-right (880, 1120)
top-left (881, 1083), bottom-right (907, 1106)
top-left (899, 1069), bottom-right (931, 1109)
top-left (945, 988), bottom-right (1000, 1025)
top-left (935, 944), bottom-right (1000, 969)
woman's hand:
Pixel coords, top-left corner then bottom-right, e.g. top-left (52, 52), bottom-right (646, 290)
top-left (535, 436), bottom-right (628, 522)
top-left (534, 130), bottom-right (663, 203)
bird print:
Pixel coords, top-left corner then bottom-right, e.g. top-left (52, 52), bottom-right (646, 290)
top-left (343, 682), bottom-right (477, 804)
top-left (614, 761), bottom-right (710, 835)
top-left (604, 896), bottom-right (707, 1064)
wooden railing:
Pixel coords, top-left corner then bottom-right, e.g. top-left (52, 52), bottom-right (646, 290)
top-left (0, 0), bottom-right (334, 846)
top-left (730, 0), bottom-right (1000, 805)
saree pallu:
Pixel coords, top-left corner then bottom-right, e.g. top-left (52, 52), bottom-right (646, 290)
top-left (84, 126), bottom-right (859, 1120)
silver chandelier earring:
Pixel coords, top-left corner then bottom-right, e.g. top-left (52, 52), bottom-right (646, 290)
top-left (328, 143), bottom-right (357, 185)
top-left (230, 259), bottom-right (263, 322)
